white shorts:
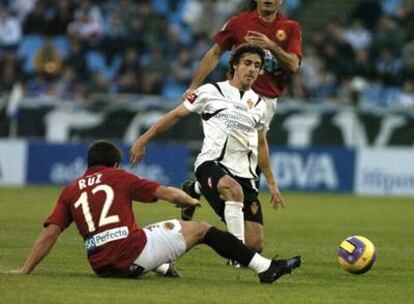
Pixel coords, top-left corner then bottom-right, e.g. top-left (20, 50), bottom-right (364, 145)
top-left (133, 219), bottom-right (187, 273)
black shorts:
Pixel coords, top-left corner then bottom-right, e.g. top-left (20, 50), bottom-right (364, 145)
top-left (195, 161), bottom-right (263, 224)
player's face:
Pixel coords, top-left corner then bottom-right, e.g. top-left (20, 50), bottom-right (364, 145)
top-left (256, 0), bottom-right (282, 14)
top-left (232, 53), bottom-right (262, 90)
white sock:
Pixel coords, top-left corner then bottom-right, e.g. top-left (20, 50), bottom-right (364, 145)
top-left (248, 253), bottom-right (272, 273)
top-left (194, 181), bottom-right (202, 195)
top-left (224, 201), bottom-right (245, 243)
top-left (154, 263), bottom-right (169, 275)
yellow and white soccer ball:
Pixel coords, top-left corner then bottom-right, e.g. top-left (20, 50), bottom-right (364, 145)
top-left (337, 235), bottom-right (376, 274)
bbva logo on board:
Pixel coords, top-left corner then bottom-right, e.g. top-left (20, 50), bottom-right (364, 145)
top-left (271, 152), bottom-right (339, 190)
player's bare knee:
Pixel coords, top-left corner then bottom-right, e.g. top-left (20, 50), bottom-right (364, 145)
top-left (194, 221), bottom-right (212, 240)
top-left (218, 177), bottom-right (244, 202)
top-left (199, 221), bottom-right (212, 235)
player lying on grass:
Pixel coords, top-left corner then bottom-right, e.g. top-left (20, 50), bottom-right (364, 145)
top-left (6, 140), bottom-right (302, 283)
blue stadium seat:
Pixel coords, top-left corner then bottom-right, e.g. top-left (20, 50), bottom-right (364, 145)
top-left (86, 51), bottom-right (107, 72)
top-left (152, 0), bottom-right (169, 14)
top-left (382, 87), bottom-right (401, 107)
top-left (362, 85), bottom-right (383, 104)
top-left (17, 35), bottom-right (44, 74)
top-left (162, 80), bottom-right (186, 102)
top-left (381, 0), bottom-right (405, 16)
top-left (86, 51), bottom-right (122, 80)
top-left (362, 85), bottom-right (401, 107)
top-left (105, 54), bottom-right (122, 80)
top-left (163, 0), bottom-right (185, 25)
top-left (284, 0), bottom-right (302, 11)
top-left (53, 36), bottom-right (69, 59)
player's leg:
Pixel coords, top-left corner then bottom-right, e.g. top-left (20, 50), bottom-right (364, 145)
top-left (132, 219), bottom-right (236, 276)
top-left (132, 219), bottom-right (302, 283)
top-left (217, 175), bottom-right (245, 242)
top-left (131, 219), bottom-right (187, 277)
top-left (195, 161), bottom-right (245, 243)
top-left (178, 220), bottom-right (302, 283)
top-left (239, 183), bottom-right (265, 252)
top-left (148, 219), bottom-right (212, 278)
top-left (245, 221), bottom-right (264, 253)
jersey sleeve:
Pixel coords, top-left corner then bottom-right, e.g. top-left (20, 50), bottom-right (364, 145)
top-left (183, 85), bottom-right (211, 114)
top-left (257, 104), bottom-right (268, 131)
top-left (213, 16), bottom-right (237, 51)
top-left (287, 21), bottom-right (303, 61)
top-left (43, 190), bottom-right (73, 231)
top-left (124, 171), bottom-right (161, 203)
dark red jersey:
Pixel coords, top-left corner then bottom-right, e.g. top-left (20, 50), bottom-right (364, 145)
top-left (44, 166), bottom-right (160, 276)
top-left (214, 10), bottom-right (302, 98)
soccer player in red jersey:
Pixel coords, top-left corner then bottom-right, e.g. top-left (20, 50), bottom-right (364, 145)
top-left (7, 140), bottom-right (302, 283)
top-left (184, 0), bottom-right (302, 102)
top-left (181, 0), bottom-right (302, 247)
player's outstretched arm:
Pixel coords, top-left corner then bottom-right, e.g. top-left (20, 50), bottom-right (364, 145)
top-left (154, 185), bottom-right (201, 209)
top-left (6, 224), bottom-right (61, 275)
top-left (130, 105), bottom-right (191, 167)
top-left (182, 43), bottom-right (224, 100)
top-left (258, 129), bottom-right (284, 209)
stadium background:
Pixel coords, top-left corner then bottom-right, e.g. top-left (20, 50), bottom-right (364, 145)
top-left (1, 1), bottom-right (414, 303)
top-left (0, 0), bottom-right (413, 196)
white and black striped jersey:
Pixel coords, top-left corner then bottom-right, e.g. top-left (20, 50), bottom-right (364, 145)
top-left (183, 80), bottom-right (267, 179)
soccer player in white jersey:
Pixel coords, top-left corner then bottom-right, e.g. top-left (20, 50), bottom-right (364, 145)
top-left (130, 44), bottom-right (277, 256)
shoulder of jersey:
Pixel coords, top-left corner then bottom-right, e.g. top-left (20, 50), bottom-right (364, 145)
top-left (279, 17), bottom-right (301, 28)
top-left (229, 11), bottom-right (253, 23)
top-left (115, 167), bottom-right (134, 177)
top-left (193, 83), bottom-right (215, 96)
top-left (200, 82), bottom-right (227, 93)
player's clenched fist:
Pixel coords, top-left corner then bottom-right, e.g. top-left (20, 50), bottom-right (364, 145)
top-left (244, 30), bottom-right (275, 49)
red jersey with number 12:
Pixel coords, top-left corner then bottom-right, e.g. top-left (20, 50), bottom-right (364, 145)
top-left (214, 10), bottom-right (302, 98)
top-left (44, 166), bottom-right (160, 276)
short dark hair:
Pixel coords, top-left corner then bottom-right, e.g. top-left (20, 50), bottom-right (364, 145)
top-left (228, 44), bottom-right (266, 77)
top-left (87, 140), bottom-right (122, 168)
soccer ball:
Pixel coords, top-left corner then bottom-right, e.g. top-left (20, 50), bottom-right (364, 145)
top-left (337, 235), bottom-right (376, 274)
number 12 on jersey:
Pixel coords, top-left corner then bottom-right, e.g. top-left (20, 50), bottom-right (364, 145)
top-left (74, 185), bottom-right (120, 233)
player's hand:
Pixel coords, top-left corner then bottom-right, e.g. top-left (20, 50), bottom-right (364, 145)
top-left (5, 268), bottom-right (28, 275)
top-left (175, 198), bottom-right (201, 209)
top-left (244, 30), bottom-right (275, 49)
top-left (130, 138), bottom-right (146, 168)
top-left (269, 186), bottom-right (284, 210)
top-left (182, 88), bottom-right (195, 101)
top-left (188, 198), bottom-right (201, 208)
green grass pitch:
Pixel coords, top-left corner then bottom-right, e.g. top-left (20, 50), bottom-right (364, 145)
top-left (1, 186), bottom-right (413, 304)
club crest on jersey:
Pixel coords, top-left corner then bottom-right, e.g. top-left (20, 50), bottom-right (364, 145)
top-left (275, 29), bottom-right (287, 41)
top-left (163, 222), bottom-right (175, 230)
top-left (250, 201), bottom-right (259, 215)
top-left (187, 92), bottom-right (198, 104)
top-left (247, 98), bottom-right (254, 109)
